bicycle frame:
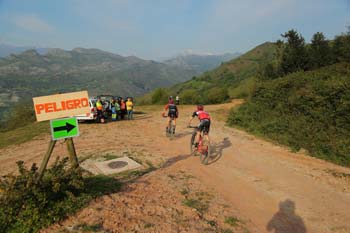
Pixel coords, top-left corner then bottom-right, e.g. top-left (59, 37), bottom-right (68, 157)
top-left (189, 126), bottom-right (210, 164)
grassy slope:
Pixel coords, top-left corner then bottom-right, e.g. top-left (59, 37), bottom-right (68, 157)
top-left (139, 42), bottom-right (276, 104)
top-left (174, 42), bottom-right (276, 96)
top-left (228, 63), bottom-right (350, 166)
top-left (0, 122), bottom-right (49, 149)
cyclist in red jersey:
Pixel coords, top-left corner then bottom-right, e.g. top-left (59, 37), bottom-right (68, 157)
top-left (188, 105), bottom-right (211, 147)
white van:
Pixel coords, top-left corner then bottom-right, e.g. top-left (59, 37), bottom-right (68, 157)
top-left (75, 98), bottom-right (97, 121)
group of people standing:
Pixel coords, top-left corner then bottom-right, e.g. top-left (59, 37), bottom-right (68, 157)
top-left (96, 97), bottom-right (134, 123)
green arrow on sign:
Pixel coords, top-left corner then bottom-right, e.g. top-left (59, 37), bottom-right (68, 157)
top-left (50, 117), bottom-right (79, 140)
top-left (53, 122), bottom-right (76, 133)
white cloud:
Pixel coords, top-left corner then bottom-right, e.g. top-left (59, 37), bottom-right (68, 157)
top-left (13, 14), bottom-right (54, 33)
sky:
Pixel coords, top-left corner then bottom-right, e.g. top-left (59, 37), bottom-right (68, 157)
top-left (0, 0), bottom-right (349, 60)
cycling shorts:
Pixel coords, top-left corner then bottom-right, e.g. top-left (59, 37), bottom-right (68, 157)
top-left (198, 119), bottom-right (210, 134)
top-left (168, 112), bottom-right (177, 119)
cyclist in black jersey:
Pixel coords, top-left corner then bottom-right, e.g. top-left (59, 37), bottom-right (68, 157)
top-left (162, 97), bottom-right (179, 134)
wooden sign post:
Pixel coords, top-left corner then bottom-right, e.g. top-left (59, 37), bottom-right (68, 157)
top-left (33, 91), bottom-right (90, 181)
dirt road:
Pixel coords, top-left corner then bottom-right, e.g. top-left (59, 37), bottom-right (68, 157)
top-left (1, 101), bottom-right (350, 233)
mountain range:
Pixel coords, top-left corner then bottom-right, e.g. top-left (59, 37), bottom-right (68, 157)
top-left (0, 48), bottom-right (193, 118)
top-left (0, 46), bottom-right (239, 120)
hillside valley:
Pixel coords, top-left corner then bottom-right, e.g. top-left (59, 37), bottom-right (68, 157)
top-left (0, 47), bottom-right (242, 121)
top-left (0, 48), bottom-right (196, 120)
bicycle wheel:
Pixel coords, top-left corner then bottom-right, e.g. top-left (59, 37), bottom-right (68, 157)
top-left (200, 137), bottom-right (210, 165)
top-left (170, 120), bottom-right (175, 139)
top-left (165, 126), bottom-right (170, 137)
top-left (190, 132), bottom-right (197, 155)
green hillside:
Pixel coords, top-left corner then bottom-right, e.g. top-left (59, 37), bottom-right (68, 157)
top-left (228, 29), bottom-right (350, 166)
top-left (141, 42), bottom-right (276, 104)
top-left (228, 63), bottom-right (350, 165)
top-left (174, 42), bottom-right (276, 102)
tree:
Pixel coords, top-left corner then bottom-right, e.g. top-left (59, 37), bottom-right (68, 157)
top-left (278, 30), bottom-right (308, 74)
top-left (258, 63), bottom-right (278, 81)
top-left (333, 29), bottom-right (350, 62)
top-left (151, 88), bottom-right (169, 104)
top-left (207, 87), bottom-right (229, 104)
top-left (181, 89), bottom-right (200, 104)
top-left (308, 32), bottom-right (332, 69)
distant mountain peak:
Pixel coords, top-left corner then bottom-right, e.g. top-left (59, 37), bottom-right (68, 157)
top-left (176, 49), bottom-right (241, 57)
top-left (47, 48), bottom-right (66, 53)
top-left (163, 51), bottom-right (241, 74)
top-left (179, 49), bottom-right (214, 56)
top-left (72, 47), bottom-right (91, 53)
top-left (21, 49), bottom-right (40, 57)
top-left (72, 47), bottom-right (110, 54)
top-left (46, 48), bottom-right (72, 58)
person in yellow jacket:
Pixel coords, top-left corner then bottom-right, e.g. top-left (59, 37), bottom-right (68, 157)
top-left (96, 98), bottom-right (105, 123)
top-left (126, 97), bottom-right (134, 120)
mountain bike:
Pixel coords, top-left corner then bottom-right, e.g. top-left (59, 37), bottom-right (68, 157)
top-left (188, 126), bottom-right (210, 165)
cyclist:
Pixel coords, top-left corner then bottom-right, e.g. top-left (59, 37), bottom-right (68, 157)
top-left (188, 105), bottom-right (211, 147)
top-left (163, 97), bottom-right (178, 134)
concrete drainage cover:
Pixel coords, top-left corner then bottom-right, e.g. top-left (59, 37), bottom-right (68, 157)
top-left (94, 157), bottom-right (142, 175)
top-left (108, 161), bottom-right (128, 169)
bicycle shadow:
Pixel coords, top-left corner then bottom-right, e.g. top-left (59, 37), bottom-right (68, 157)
top-left (132, 115), bottom-right (152, 121)
top-left (207, 137), bottom-right (231, 165)
top-left (161, 154), bottom-right (192, 169)
top-left (173, 130), bottom-right (193, 139)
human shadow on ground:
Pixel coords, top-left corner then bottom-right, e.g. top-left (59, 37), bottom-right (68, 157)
top-left (266, 199), bottom-right (307, 233)
top-left (207, 137), bottom-right (231, 165)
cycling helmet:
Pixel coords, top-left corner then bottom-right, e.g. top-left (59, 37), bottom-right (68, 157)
top-left (197, 105), bottom-right (204, 111)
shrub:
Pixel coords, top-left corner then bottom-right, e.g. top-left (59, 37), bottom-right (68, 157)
top-left (0, 157), bottom-right (121, 232)
top-left (151, 88), bottom-right (169, 104)
top-left (181, 89), bottom-right (201, 104)
top-left (207, 87), bottom-right (229, 104)
top-left (228, 63), bottom-right (350, 166)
